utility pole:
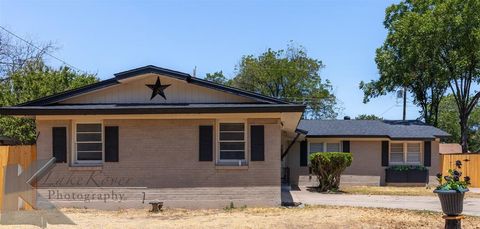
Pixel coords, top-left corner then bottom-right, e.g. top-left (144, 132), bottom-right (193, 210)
top-left (193, 66), bottom-right (197, 77)
top-left (402, 87), bottom-right (407, 120)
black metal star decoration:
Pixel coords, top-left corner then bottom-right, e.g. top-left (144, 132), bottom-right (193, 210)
top-left (146, 77), bottom-right (171, 100)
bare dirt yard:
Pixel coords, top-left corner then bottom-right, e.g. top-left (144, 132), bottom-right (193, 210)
top-left (2, 205), bottom-right (480, 229)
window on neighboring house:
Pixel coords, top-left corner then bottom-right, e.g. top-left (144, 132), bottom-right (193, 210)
top-left (75, 123), bottom-right (103, 163)
top-left (308, 142), bottom-right (342, 165)
top-left (326, 143), bottom-right (340, 152)
top-left (406, 143), bottom-right (421, 164)
top-left (309, 143), bottom-right (324, 154)
top-left (219, 123), bottom-right (245, 161)
top-left (309, 142), bottom-right (342, 154)
top-left (390, 143), bottom-right (404, 164)
top-left (389, 142), bottom-right (422, 165)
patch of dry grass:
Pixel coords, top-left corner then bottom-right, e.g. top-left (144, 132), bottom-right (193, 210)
top-left (2, 205), bottom-right (480, 229)
top-left (339, 186), bottom-right (480, 197)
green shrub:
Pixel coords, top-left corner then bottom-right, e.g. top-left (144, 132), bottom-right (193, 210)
top-left (388, 165), bottom-right (427, 171)
top-left (309, 152), bottom-right (353, 192)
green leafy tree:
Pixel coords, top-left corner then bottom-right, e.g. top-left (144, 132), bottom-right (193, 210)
top-left (204, 71), bottom-right (232, 86)
top-left (437, 94), bottom-right (480, 152)
top-left (362, 0), bottom-right (480, 153)
top-left (0, 60), bottom-right (98, 144)
top-left (360, 0), bottom-right (448, 126)
top-left (232, 43), bottom-right (338, 119)
top-left (355, 114), bottom-right (383, 120)
top-left (436, 0), bottom-right (480, 153)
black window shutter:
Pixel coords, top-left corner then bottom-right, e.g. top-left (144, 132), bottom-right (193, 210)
top-left (381, 141), bottom-right (389, 166)
top-left (300, 140), bottom-right (308, 167)
top-left (250, 125), bottom-right (265, 161)
top-left (52, 127), bottom-right (67, 163)
top-left (424, 141), bottom-right (431, 167)
top-left (105, 126), bottom-right (119, 162)
top-left (199, 126), bottom-right (213, 161)
top-left (342, 141), bottom-right (350, 153)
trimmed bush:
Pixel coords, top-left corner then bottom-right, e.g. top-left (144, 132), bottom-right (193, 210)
top-left (309, 152), bottom-right (353, 192)
top-left (388, 165), bottom-right (427, 171)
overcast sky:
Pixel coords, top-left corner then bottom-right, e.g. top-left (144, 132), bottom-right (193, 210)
top-left (0, 0), bottom-right (420, 120)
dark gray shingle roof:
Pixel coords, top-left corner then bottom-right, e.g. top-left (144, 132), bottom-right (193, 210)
top-left (298, 120), bottom-right (450, 139)
top-left (0, 103), bottom-right (305, 115)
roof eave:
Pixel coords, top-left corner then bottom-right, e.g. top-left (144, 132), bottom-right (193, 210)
top-left (306, 135), bottom-right (438, 140)
top-left (0, 105), bottom-right (305, 116)
top-left (18, 78), bottom-right (119, 106)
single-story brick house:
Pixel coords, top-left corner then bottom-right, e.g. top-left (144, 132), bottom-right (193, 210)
top-left (0, 65), bottom-right (449, 209)
top-left (0, 65), bottom-right (304, 209)
top-left (284, 118), bottom-right (450, 187)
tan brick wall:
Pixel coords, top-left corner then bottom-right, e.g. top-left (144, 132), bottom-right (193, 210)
top-left (37, 187), bottom-right (280, 209)
top-left (36, 120), bottom-right (72, 161)
top-left (344, 141), bottom-right (384, 176)
top-left (430, 141), bottom-right (441, 176)
top-left (285, 142), bottom-right (308, 186)
top-left (35, 118), bottom-right (281, 208)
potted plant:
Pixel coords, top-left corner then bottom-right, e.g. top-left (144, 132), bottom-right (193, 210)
top-left (434, 160), bottom-right (471, 216)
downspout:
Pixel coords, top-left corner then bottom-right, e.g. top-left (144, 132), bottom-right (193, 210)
top-left (281, 128), bottom-right (308, 160)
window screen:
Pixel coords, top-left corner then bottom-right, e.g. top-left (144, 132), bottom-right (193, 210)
top-left (326, 143), bottom-right (340, 152)
top-left (309, 143), bottom-right (324, 153)
top-left (390, 143), bottom-right (404, 163)
top-left (76, 123), bottom-right (102, 161)
top-left (219, 123), bottom-right (245, 160)
top-left (407, 143), bottom-right (421, 163)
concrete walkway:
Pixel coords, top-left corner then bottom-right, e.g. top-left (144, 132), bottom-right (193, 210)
top-left (287, 187), bottom-right (480, 216)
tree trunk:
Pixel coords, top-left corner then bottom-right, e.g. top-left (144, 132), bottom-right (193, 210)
top-left (459, 115), bottom-right (469, 153)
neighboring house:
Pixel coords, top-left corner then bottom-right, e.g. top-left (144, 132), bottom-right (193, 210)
top-left (439, 143), bottom-right (462, 154)
top-left (284, 117), bottom-right (450, 186)
top-left (0, 65), bottom-right (305, 209)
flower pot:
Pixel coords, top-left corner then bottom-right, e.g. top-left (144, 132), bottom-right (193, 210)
top-left (433, 189), bottom-right (469, 216)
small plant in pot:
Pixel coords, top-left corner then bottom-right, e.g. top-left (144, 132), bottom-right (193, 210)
top-left (434, 160), bottom-right (470, 216)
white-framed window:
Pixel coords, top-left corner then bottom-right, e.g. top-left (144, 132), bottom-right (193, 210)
top-left (326, 143), bottom-right (340, 152)
top-left (406, 143), bottom-right (421, 163)
top-left (390, 143), bottom-right (404, 164)
top-left (218, 122), bottom-right (246, 161)
top-left (74, 122), bottom-right (103, 164)
top-left (389, 142), bottom-right (422, 165)
top-left (309, 143), bottom-right (324, 153)
top-left (308, 142), bottom-right (341, 154)
top-left (308, 141), bottom-right (342, 165)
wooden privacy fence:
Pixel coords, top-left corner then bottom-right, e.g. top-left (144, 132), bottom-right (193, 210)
top-left (0, 145), bottom-right (36, 210)
top-left (441, 153), bottom-right (480, 188)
